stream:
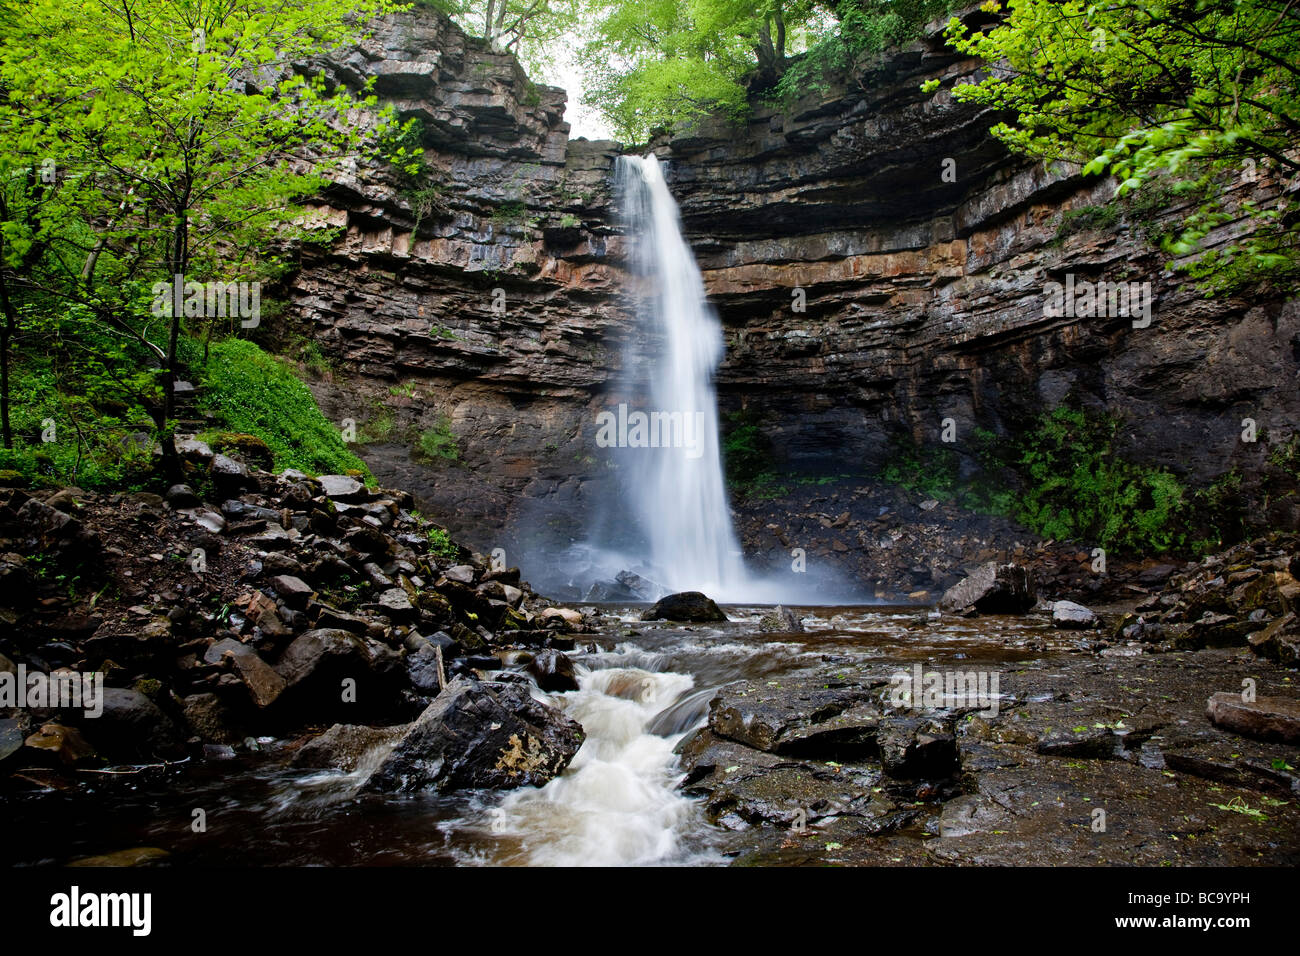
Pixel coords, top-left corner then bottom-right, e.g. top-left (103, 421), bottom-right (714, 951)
top-left (3, 604), bottom-right (1068, 867)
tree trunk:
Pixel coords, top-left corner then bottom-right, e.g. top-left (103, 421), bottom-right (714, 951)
top-left (0, 263), bottom-right (15, 450)
top-left (753, 19), bottom-right (781, 90)
top-left (160, 213), bottom-right (188, 485)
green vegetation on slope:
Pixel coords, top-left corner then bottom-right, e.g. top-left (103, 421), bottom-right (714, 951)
top-left (195, 338), bottom-right (370, 478)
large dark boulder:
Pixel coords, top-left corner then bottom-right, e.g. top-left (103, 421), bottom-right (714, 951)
top-left (79, 688), bottom-right (185, 761)
top-left (366, 679), bottom-right (583, 793)
top-left (640, 591), bottom-right (727, 623)
top-left (274, 628), bottom-right (401, 720)
top-left (526, 649), bottom-right (579, 693)
top-left (939, 562), bottom-right (1036, 614)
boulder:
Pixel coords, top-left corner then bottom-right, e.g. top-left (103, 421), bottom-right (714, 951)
top-left (939, 562), bottom-right (1036, 614)
top-left (79, 688), bottom-right (185, 760)
top-left (0, 717), bottom-right (25, 765)
top-left (165, 484), bottom-right (200, 508)
top-left (443, 565), bottom-right (476, 584)
top-left (317, 474), bottom-right (368, 502)
top-left (292, 723), bottom-right (405, 772)
top-left (372, 588), bottom-right (416, 623)
top-left (708, 677), bottom-right (880, 757)
top-left (1248, 612), bottom-right (1300, 665)
top-left (24, 723), bottom-right (97, 765)
top-left (1051, 600), bottom-right (1096, 629)
top-left (878, 715), bottom-right (959, 779)
top-left (271, 574), bottom-right (314, 609)
top-left (526, 649), bottom-right (580, 693)
top-left (180, 693), bottom-right (243, 744)
top-left (758, 605), bottom-right (804, 633)
top-left (366, 679), bottom-right (583, 793)
top-left (538, 606), bottom-right (583, 630)
top-left (209, 454), bottom-right (256, 495)
top-left (176, 437), bottom-right (213, 461)
top-left (640, 591), bottom-right (727, 623)
top-left (406, 644), bottom-right (446, 695)
top-left (207, 638), bottom-right (286, 709)
top-left (1207, 692), bottom-right (1300, 744)
top-left (274, 629), bottom-right (398, 718)
top-left (583, 579), bottom-right (639, 602)
top-left (615, 569), bottom-right (662, 601)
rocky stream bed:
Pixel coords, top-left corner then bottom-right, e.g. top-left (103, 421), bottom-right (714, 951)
top-left (0, 445), bottom-right (1297, 867)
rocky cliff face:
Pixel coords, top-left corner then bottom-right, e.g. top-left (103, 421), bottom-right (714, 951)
top-left (286, 8), bottom-right (1299, 588)
top-left (659, 14), bottom-right (1298, 496)
top-left (285, 9), bottom-right (626, 558)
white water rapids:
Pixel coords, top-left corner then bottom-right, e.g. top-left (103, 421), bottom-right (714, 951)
top-left (481, 662), bottom-right (716, 866)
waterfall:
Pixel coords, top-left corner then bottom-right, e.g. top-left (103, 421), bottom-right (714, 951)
top-left (610, 154), bottom-right (749, 599)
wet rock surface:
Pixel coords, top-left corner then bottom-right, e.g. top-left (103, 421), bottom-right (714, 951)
top-left (366, 678), bottom-right (583, 792)
top-left (641, 591), bottom-right (728, 623)
top-left (686, 637), bottom-right (1299, 867)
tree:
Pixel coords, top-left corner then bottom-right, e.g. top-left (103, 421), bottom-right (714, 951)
top-left (580, 0), bottom-right (823, 143)
top-left (939, 0), bottom-right (1300, 293)
top-left (419, 0), bottom-right (581, 72)
top-left (0, 0), bottom-right (403, 474)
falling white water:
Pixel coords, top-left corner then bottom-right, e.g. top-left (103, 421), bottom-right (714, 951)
top-left (613, 154), bottom-right (749, 598)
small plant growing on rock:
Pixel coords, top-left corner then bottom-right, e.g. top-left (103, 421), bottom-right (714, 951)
top-left (416, 416), bottom-right (460, 462)
top-left (425, 526), bottom-right (459, 559)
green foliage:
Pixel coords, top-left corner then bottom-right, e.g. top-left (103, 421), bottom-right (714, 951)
top-left (876, 407), bottom-right (1190, 554)
top-left (357, 404), bottom-right (396, 443)
top-left (0, 359), bottom-right (155, 490)
top-left (722, 409), bottom-right (786, 497)
top-left (579, 0), bottom-right (816, 143)
top-left (1192, 468), bottom-right (1248, 553)
top-left (1267, 434), bottom-right (1300, 480)
top-left (425, 526), bottom-right (460, 558)
top-left (772, 0), bottom-right (953, 105)
top-left (879, 426), bottom-right (1015, 514)
top-left (447, 0), bottom-right (581, 76)
top-left (942, 0), bottom-right (1300, 294)
top-left (0, 299), bottom-right (162, 489)
top-left (284, 334), bottom-right (333, 379)
top-left (405, 183), bottom-right (449, 236)
top-left (0, 0), bottom-right (402, 481)
top-left (1053, 203), bottom-right (1121, 243)
top-left (1013, 407), bottom-right (1187, 553)
top-left (416, 416), bottom-right (460, 462)
top-left (198, 338), bottom-right (371, 478)
top-left (491, 200), bottom-right (531, 226)
top-left (880, 438), bottom-right (960, 500)
top-left (379, 117), bottom-right (427, 177)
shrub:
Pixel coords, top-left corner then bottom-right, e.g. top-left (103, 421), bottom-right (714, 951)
top-left (1014, 407), bottom-right (1187, 553)
top-left (416, 416), bottom-right (459, 462)
top-left (426, 526), bottom-right (459, 558)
